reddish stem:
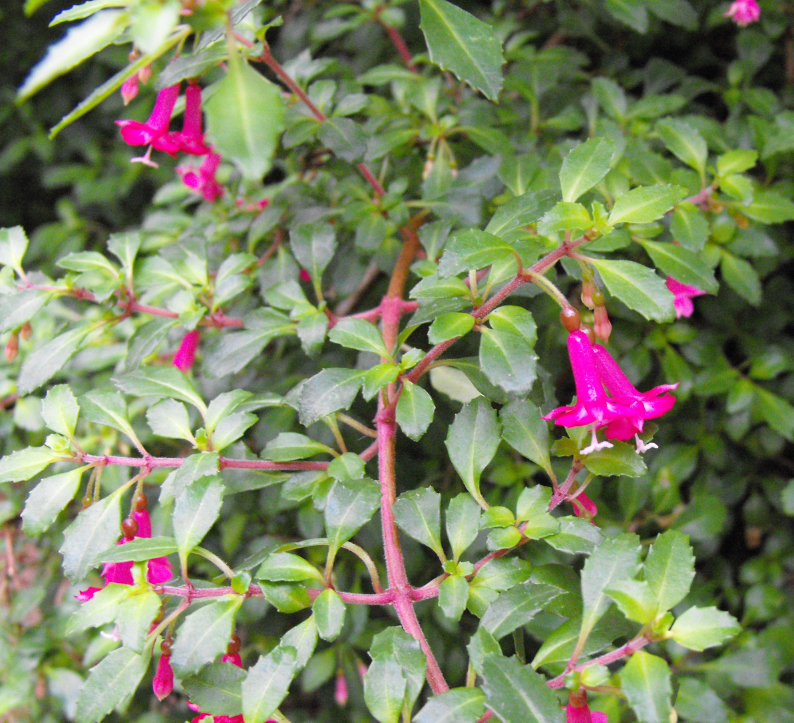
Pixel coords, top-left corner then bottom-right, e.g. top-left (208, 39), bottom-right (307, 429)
top-left (156, 583), bottom-right (394, 606)
top-left (78, 453), bottom-right (330, 471)
top-left (546, 634), bottom-right (652, 688)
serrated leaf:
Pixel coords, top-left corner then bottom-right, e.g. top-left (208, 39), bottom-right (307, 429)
top-left (499, 399), bottom-right (552, 477)
top-left (95, 536), bottom-right (177, 562)
top-left (171, 598), bottom-right (243, 677)
top-left (393, 487), bottom-right (444, 558)
top-left (0, 446), bottom-right (58, 484)
top-left (644, 529), bottom-right (695, 612)
top-left (146, 399), bottom-right (194, 442)
top-left (481, 583), bottom-right (559, 639)
top-left (290, 223), bottom-right (338, 280)
top-left (439, 575), bottom-right (469, 621)
top-left (621, 651), bottom-right (672, 723)
top-left (582, 441), bottom-right (647, 477)
top-left (313, 588), bottom-right (346, 641)
top-left (605, 579), bottom-right (658, 624)
top-left (590, 259), bottom-right (675, 322)
top-left (59, 493), bottom-right (122, 581)
top-left (670, 606), bottom-right (741, 651)
top-left (655, 119), bottom-right (707, 178)
top-left (479, 327), bottom-right (536, 396)
top-left (75, 646), bottom-right (149, 723)
top-left (242, 645), bottom-right (297, 723)
top-left (364, 658), bottom-right (407, 723)
top-left (116, 589), bottom-right (161, 652)
top-left (298, 369), bottom-right (365, 426)
top-left (485, 190), bottom-right (558, 238)
top-left (80, 390), bottom-right (138, 445)
top-left (257, 552), bottom-right (324, 583)
top-left (205, 52), bottom-right (285, 180)
top-left (41, 385), bottom-right (79, 438)
top-left (18, 324), bottom-right (92, 394)
top-left (481, 654), bottom-right (564, 723)
top-left (114, 367), bottom-right (207, 415)
top-left (65, 583), bottom-right (130, 637)
top-left (183, 663), bottom-right (246, 716)
top-left (319, 117), bottom-right (367, 162)
top-left (560, 138), bottom-right (615, 203)
top-left (607, 184), bottom-right (686, 226)
top-left (173, 476), bottom-right (224, 558)
top-left (329, 318), bottom-right (389, 357)
top-left (418, 0), bottom-right (505, 101)
top-left (21, 468), bottom-right (83, 535)
top-left (0, 288), bottom-right (51, 333)
top-left (640, 240), bottom-right (717, 293)
top-left (324, 478), bottom-right (381, 556)
top-left (396, 381), bottom-right (435, 441)
top-left (263, 433), bottom-right (333, 461)
top-left (414, 688), bottom-right (486, 723)
top-left (720, 251), bottom-right (761, 306)
top-left (446, 493), bottom-right (482, 562)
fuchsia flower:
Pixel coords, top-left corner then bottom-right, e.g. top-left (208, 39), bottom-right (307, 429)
top-left (572, 491), bottom-right (598, 521)
top-left (76, 508), bottom-right (173, 601)
top-left (725, 0), bottom-right (760, 26)
top-left (543, 331), bottom-right (637, 454)
top-left (116, 84), bottom-right (182, 165)
top-left (666, 276), bottom-right (706, 319)
top-left (177, 153), bottom-right (224, 202)
top-left (566, 702), bottom-right (608, 723)
top-left (173, 330), bottom-right (200, 372)
top-left (165, 83), bottom-right (211, 156)
top-left (592, 343), bottom-right (678, 451)
top-left (152, 653), bottom-right (174, 701)
top-left (335, 669), bottom-right (349, 706)
top-left (121, 75), bottom-right (139, 106)
top-left (299, 269), bottom-right (311, 283)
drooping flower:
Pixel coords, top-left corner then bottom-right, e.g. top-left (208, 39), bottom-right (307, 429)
top-left (121, 75), bottom-right (139, 106)
top-left (177, 153), bottom-right (224, 202)
top-left (543, 330), bottom-right (637, 454)
top-left (571, 491), bottom-right (598, 520)
top-left (173, 330), bottom-right (200, 372)
top-left (165, 83), bottom-right (211, 156)
top-left (116, 84), bottom-right (182, 164)
top-left (153, 653), bottom-right (174, 701)
top-left (724, 0), bottom-right (760, 26)
top-left (566, 691), bottom-right (608, 723)
top-left (666, 276), bottom-right (706, 318)
top-left (335, 669), bottom-right (349, 706)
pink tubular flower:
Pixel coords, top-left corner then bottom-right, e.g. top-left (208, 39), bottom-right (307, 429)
top-left (165, 83), bottom-right (211, 156)
top-left (173, 330), bottom-right (200, 372)
top-left (592, 343), bottom-right (678, 451)
top-left (116, 84), bottom-right (181, 163)
top-left (543, 331), bottom-right (636, 454)
top-left (566, 691), bottom-right (608, 723)
top-left (153, 653), bottom-right (174, 701)
top-left (177, 153), bottom-right (224, 202)
top-left (121, 75), bottom-right (139, 106)
top-left (725, 0), bottom-right (760, 26)
top-left (335, 669), bottom-right (349, 706)
top-left (666, 276), bottom-right (706, 318)
top-left (572, 491), bottom-right (598, 521)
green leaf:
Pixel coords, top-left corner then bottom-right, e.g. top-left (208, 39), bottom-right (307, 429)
top-left (428, 312), bottom-right (476, 344)
top-left (263, 433), bottom-right (333, 461)
top-left (393, 487), bottom-right (444, 558)
top-left (717, 149), bottom-right (758, 176)
top-left (369, 628), bottom-right (426, 709)
top-left (290, 223), bottom-right (338, 280)
top-left (160, 452), bottom-right (219, 505)
top-left (211, 411), bottom-right (258, 451)
top-left (205, 52), bottom-right (285, 180)
top-left (582, 441), bottom-right (647, 478)
top-left (364, 658), bottom-right (407, 723)
top-left (205, 390), bottom-right (252, 435)
top-left (605, 579), bottom-right (658, 624)
top-left (418, 0), bottom-right (505, 101)
top-left (604, 0), bottom-right (648, 32)
top-left (438, 229), bottom-right (514, 277)
top-left (18, 324), bottom-right (92, 394)
top-left (298, 369), bottom-right (366, 426)
top-left (670, 606), bottom-right (741, 651)
top-left (479, 326), bottom-right (536, 396)
top-left (116, 589), bottom-right (161, 653)
top-left (183, 663), bottom-right (246, 716)
top-left (500, 399), bottom-right (553, 478)
top-left (80, 390), bottom-right (140, 446)
top-left (21, 468), bottom-right (83, 535)
top-left (396, 381), bottom-right (435, 441)
top-left (755, 387), bottom-right (794, 441)
top-left (0, 289), bottom-right (50, 333)
top-left (640, 240), bottom-right (717, 293)
top-left (259, 581), bottom-right (311, 613)
top-left (313, 588), bottom-right (346, 641)
top-left (620, 651), bottom-right (672, 723)
top-left (146, 399), bottom-right (194, 442)
top-left (445, 398), bottom-right (501, 507)
top-left (481, 654), bottom-right (564, 723)
top-left (324, 478), bottom-right (381, 556)
top-left (0, 226), bottom-right (29, 272)
top-left (446, 493), bottom-right (482, 562)
top-left (655, 119), bottom-right (707, 178)
top-left (669, 203), bottom-right (709, 252)
top-left (18, 10), bottom-right (127, 101)
top-left (41, 385), bottom-right (79, 438)
top-left (590, 259), bottom-right (675, 322)
top-left (242, 645), bottom-right (297, 723)
top-left (329, 318), bottom-right (388, 357)
top-left (66, 583), bottom-right (131, 635)
top-left (95, 536), bottom-right (177, 562)
top-left (257, 552), bottom-right (324, 583)
top-left (545, 517), bottom-right (602, 555)
top-left (59, 493), bottom-right (122, 581)
top-left (675, 679), bottom-right (729, 723)
top-left (606, 184), bottom-right (686, 226)
top-left (281, 616), bottom-right (319, 670)
top-left (485, 190), bottom-right (558, 238)
top-left (114, 367), bottom-right (207, 415)
top-left (171, 598), bottom-right (243, 677)
top-left (644, 529), bottom-right (695, 612)
top-left (743, 191), bottom-right (794, 224)
top-left (75, 646), bottom-right (149, 723)
top-left (439, 575), bottom-right (469, 621)
top-left (0, 446), bottom-right (58, 484)
top-left (646, 0), bottom-right (697, 29)
top-left (720, 250), bottom-right (761, 306)
top-left (481, 583), bottom-right (559, 639)
top-left (130, 0), bottom-right (179, 55)
top-left (173, 476), bottom-right (224, 558)
top-left (579, 533), bottom-right (642, 641)
top-left (414, 688), bottom-right (486, 723)
top-left (538, 202), bottom-right (592, 235)
top-left (319, 117), bottom-right (367, 162)
top-left (560, 138), bottom-right (615, 203)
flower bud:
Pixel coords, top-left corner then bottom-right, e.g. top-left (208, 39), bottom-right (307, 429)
top-left (5, 333), bottom-right (18, 362)
top-left (121, 75), bottom-right (139, 106)
top-left (335, 669), bottom-right (348, 706)
top-left (121, 517), bottom-right (139, 540)
top-left (138, 64), bottom-right (152, 85)
top-left (20, 322), bottom-right (32, 340)
top-left (593, 305), bottom-right (612, 343)
top-left (173, 330), bottom-right (200, 372)
top-left (153, 653), bottom-right (174, 701)
top-left (560, 307), bottom-right (581, 333)
top-left (581, 278), bottom-right (595, 309)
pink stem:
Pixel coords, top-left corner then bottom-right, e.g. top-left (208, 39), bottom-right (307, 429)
top-left (546, 634), bottom-right (652, 688)
top-left (156, 583), bottom-right (394, 606)
top-left (78, 453), bottom-right (330, 471)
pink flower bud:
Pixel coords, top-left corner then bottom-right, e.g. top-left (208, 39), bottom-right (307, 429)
top-left (593, 305), bottom-right (611, 343)
top-left (138, 64), bottom-right (152, 85)
top-left (724, 0), bottom-right (760, 26)
top-left (222, 653), bottom-right (243, 667)
top-left (153, 654), bottom-right (174, 701)
top-left (300, 269), bottom-right (311, 282)
top-left (335, 669), bottom-right (348, 706)
top-left (121, 76), bottom-right (139, 106)
top-left (173, 330), bottom-right (200, 372)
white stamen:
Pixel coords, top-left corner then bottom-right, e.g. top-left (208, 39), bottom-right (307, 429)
top-left (581, 427), bottom-right (613, 455)
top-left (635, 435), bottom-right (658, 454)
top-left (131, 145), bottom-right (158, 168)
top-left (100, 626), bottom-right (121, 642)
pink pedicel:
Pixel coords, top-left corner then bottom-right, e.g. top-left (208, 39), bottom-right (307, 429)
top-left (724, 0), bottom-right (760, 26)
top-left (666, 276), bottom-right (706, 319)
top-left (173, 329), bottom-right (200, 372)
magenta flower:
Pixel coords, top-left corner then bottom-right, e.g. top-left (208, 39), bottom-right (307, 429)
top-left (725, 0), bottom-right (760, 26)
top-left (153, 653), bottom-right (174, 701)
top-left (116, 84), bottom-right (182, 166)
top-left (173, 330), bottom-right (200, 372)
top-left (165, 83), bottom-right (211, 156)
top-left (121, 75), bottom-right (139, 106)
top-left (102, 509), bottom-right (173, 585)
top-left (666, 276), bottom-right (706, 318)
top-left (592, 343), bottom-right (678, 450)
top-left (572, 491), bottom-right (598, 520)
top-left (74, 586), bottom-right (102, 602)
top-left (543, 331), bottom-right (637, 454)
top-left (335, 669), bottom-right (349, 706)
top-left (566, 703), bottom-right (608, 723)
top-left (177, 153), bottom-right (224, 202)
